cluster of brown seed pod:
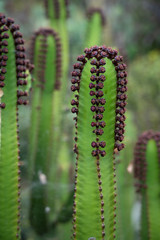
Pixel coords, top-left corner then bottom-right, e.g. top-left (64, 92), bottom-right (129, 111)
top-left (71, 45), bottom-right (127, 157)
top-left (114, 65), bottom-right (127, 152)
top-left (134, 130), bottom-right (160, 193)
top-left (0, 13), bottom-right (30, 108)
top-left (30, 28), bottom-right (61, 90)
top-left (87, 7), bottom-right (106, 26)
top-left (71, 46), bottom-right (127, 239)
top-left (89, 57), bottom-right (107, 159)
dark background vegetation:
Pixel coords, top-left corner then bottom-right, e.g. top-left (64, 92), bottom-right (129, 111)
top-left (1, 0), bottom-right (160, 239)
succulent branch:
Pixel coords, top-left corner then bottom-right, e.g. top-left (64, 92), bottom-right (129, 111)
top-left (115, 111), bottom-right (137, 240)
top-left (0, 13), bottom-right (29, 239)
top-left (44, 0), bottom-right (69, 103)
top-left (71, 46), bottom-right (128, 239)
top-left (29, 28), bottom-right (62, 235)
top-left (44, 0), bottom-right (69, 24)
top-left (45, 0), bottom-right (60, 21)
top-left (44, 2), bottom-right (71, 227)
top-left (85, 8), bottom-right (106, 51)
top-left (87, 7), bottom-right (106, 27)
top-left (134, 130), bottom-right (160, 240)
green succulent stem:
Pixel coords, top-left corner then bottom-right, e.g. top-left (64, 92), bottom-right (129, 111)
top-left (45, 0), bottom-right (69, 116)
top-left (29, 28), bottom-right (62, 234)
top-left (44, 0), bottom-right (72, 228)
top-left (45, 0), bottom-right (69, 23)
top-left (115, 112), bottom-right (137, 240)
top-left (134, 131), bottom-right (160, 240)
top-left (71, 46), bottom-right (127, 239)
top-left (85, 8), bottom-right (106, 48)
top-left (0, 14), bottom-right (29, 239)
top-left (44, 0), bottom-right (70, 172)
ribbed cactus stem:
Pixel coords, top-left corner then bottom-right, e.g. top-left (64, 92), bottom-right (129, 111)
top-left (85, 8), bottom-right (106, 48)
top-left (29, 28), bottom-right (61, 234)
top-left (45, 0), bottom-right (60, 21)
top-left (0, 13), bottom-right (29, 239)
top-left (71, 46), bottom-right (127, 239)
top-left (45, 0), bottom-right (69, 102)
top-left (134, 130), bottom-right (160, 240)
top-left (29, 28), bottom-right (61, 171)
top-left (45, 0), bottom-right (69, 29)
top-left (87, 8), bottom-right (106, 26)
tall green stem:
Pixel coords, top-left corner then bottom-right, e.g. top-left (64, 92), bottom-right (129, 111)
top-left (71, 46), bottom-right (128, 239)
top-left (134, 131), bottom-right (160, 240)
top-left (0, 13), bottom-right (29, 240)
top-left (85, 8), bottom-right (106, 48)
top-left (29, 28), bottom-right (62, 235)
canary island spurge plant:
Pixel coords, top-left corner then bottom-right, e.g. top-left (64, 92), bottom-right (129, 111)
top-left (0, 13), bottom-right (31, 240)
top-left (85, 7), bottom-right (106, 48)
top-left (29, 28), bottom-right (62, 235)
top-left (134, 130), bottom-right (160, 240)
top-left (71, 45), bottom-right (128, 239)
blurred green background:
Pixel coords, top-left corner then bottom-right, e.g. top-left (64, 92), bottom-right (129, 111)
top-left (1, 0), bottom-right (160, 239)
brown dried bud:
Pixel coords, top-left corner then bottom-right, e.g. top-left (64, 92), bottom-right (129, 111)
top-left (100, 150), bottom-right (106, 157)
top-left (90, 67), bottom-right (97, 74)
top-left (0, 103), bottom-right (6, 109)
top-left (94, 114), bottom-right (103, 120)
top-left (96, 82), bottom-right (104, 89)
top-left (99, 141), bottom-right (106, 148)
top-left (90, 75), bottom-right (97, 82)
top-left (95, 91), bottom-right (104, 97)
top-left (89, 83), bottom-right (95, 89)
top-left (90, 59), bottom-right (97, 65)
top-left (77, 55), bottom-right (87, 63)
top-left (71, 99), bottom-right (79, 106)
top-left (71, 107), bottom-right (78, 114)
top-left (98, 67), bottom-right (106, 73)
top-left (71, 78), bottom-right (78, 84)
top-left (90, 91), bottom-right (95, 96)
top-left (91, 141), bottom-right (97, 148)
top-left (93, 129), bottom-right (104, 135)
